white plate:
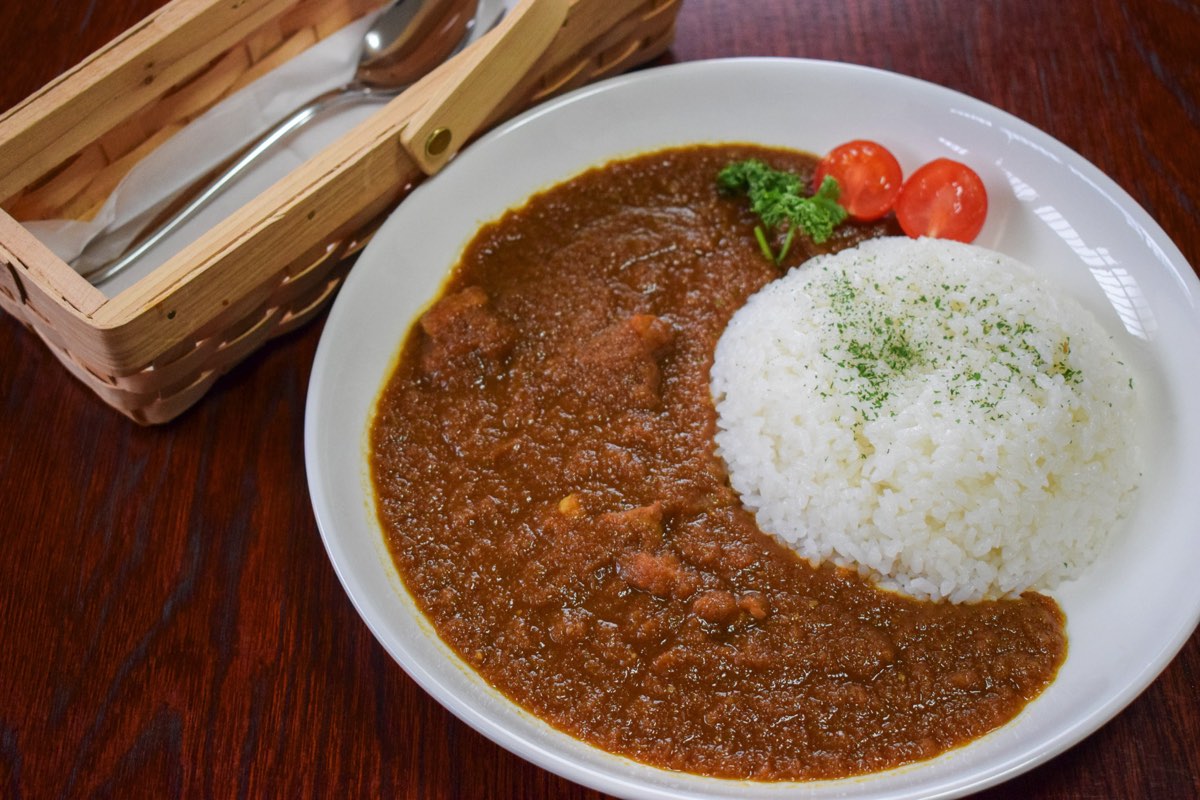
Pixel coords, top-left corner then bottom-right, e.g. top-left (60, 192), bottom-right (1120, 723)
top-left (305, 59), bottom-right (1200, 799)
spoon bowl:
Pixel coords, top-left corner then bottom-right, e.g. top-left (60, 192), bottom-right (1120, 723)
top-left (359, 0), bottom-right (482, 88)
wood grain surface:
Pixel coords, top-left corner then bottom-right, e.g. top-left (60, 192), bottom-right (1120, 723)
top-left (2, 1), bottom-right (1197, 798)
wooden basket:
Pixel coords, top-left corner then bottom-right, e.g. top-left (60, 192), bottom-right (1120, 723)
top-left (0, 0), bottom-right (680, 424)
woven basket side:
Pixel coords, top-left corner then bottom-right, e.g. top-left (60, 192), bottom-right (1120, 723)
top-left (484, 0), bottom-right (678, 132)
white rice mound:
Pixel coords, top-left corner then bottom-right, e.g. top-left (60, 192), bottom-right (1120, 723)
top-left (710, 237), bottom-right (1141, 603)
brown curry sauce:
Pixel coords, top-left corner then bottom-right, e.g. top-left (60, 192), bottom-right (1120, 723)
top-left (369, 145), bottom-right (1065, 780)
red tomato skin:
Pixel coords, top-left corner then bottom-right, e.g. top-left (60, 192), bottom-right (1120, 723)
top-left (894, 158), bottom-right (988, 243)
top-left (814, 140), bottom-right (903, 222)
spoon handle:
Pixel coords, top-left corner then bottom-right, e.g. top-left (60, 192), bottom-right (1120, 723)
top-left (79, 83), bottom-right (392, 286)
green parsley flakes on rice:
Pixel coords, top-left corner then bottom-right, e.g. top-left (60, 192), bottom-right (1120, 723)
top-left (710, 237), bottom-right (1141, 603)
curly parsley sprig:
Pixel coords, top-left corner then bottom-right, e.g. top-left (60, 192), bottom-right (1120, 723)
top-left (717, 159), bottom-right (848, 264)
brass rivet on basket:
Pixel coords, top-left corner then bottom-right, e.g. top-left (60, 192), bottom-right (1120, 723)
top-left (425, 127), bottom-right (452, 158)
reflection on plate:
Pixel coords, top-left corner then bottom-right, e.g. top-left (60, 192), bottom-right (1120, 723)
top-left (305, 59), bottom-right (1200, 800)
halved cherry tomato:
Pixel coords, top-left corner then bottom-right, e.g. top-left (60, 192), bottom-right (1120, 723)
top-left (813, 140), bottom-right (903, 221)
top-left (894, 158), bottom-right (988, 242)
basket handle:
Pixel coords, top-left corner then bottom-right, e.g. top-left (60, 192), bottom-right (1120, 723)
top-left (399, 0), bottom-right (569, 174)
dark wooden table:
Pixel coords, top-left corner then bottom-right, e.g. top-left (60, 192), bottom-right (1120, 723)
top-left (2, 1), bottom-right (1197, 797)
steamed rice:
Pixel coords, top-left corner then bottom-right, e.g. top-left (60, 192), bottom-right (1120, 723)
top-left (710, 237), bottom-right (1141, 603)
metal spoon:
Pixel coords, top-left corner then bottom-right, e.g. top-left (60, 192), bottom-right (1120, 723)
top-left (80, 0), bottom-right (504, 286)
